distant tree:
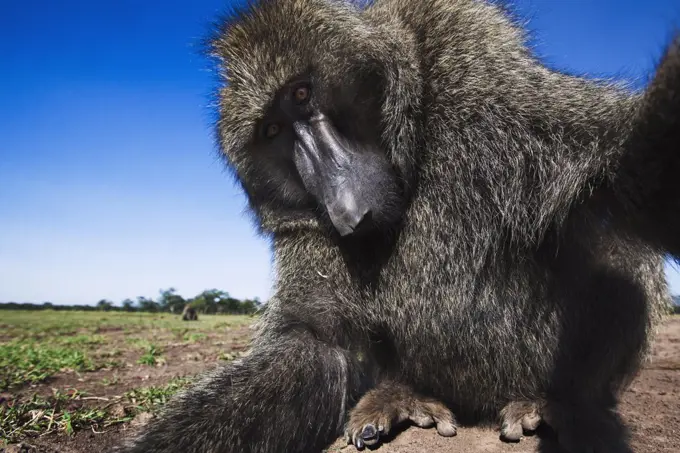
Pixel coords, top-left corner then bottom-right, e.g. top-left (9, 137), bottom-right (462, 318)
top-left (0, 291), bottom-right (270, 314)
top-left (192, 289), bottom-right (231, 314)
top-left (121, 298), bottom-right (135, 312)
top-left (240, 299), bottom-right (258, 314)
top-left (225, 297), bottom-right (243, 314)
top-left (136, 296), bottom-right (159, 313)
top-left (190, 296), bottom-right (207, 314)
top-left (97, 299), bottom-right (114, 311)
top-left (158, 287), bottom-right (186, 313)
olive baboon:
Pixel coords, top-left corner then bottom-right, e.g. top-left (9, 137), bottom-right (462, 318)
top-left (113, 0), bottom-right (677, 452)
top-left (181, 305), bottom-right (198, 321)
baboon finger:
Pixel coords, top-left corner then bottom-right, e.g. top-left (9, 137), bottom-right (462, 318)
top-left (346, 428), bottom-right (366, 450)
top-left (427, 402), bottom-right (458, 437)
top-left (346, 415), bottom-right (393, 449)
top-left (500, 420), bottom-right (524, 442)
top-left (521, 412), bottom-right (542, 432)
top-left (360, 424), bottom-right (380, 446)
top-left (433, 417), bottom-right (458, 437)
top-left (500, 400), bottom-right (542, 442)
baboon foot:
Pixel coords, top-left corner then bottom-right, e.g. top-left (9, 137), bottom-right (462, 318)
top-left (345, 381), bottom-right (457, 450)
top-left (499, 400), bottom-right (544, 442)
top-left (540, 400), bottom-right (633, 453)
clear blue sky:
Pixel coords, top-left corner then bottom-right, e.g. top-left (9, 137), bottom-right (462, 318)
top-left (1, 0), bottom-right (680, 305)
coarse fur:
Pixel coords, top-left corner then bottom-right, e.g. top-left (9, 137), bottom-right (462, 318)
top-left (181, 305), bottom-right (198, 321)
top-left (113, 0), bottom-right (677, 452)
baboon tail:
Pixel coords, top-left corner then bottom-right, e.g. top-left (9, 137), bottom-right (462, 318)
top-left (112, 327), bottom-right (366, 453)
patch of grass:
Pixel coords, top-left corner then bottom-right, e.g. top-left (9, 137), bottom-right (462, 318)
top-left (123, 377), bottom-right (194, 415)
top-left (0, 388), bottom-right (114, 445)
top-left (0, 340), bottom-right (97, 390)
top-left (213, 317), bottom-right (252, 329)
top-left (100, 376), bottom-right (120, 386)
top-left (58, 334), bottom-right (107, 347)
top-left (125, 337), bottom-right (149, 348)
top-left (137, 344), bottom-right (163, 366)
top-left (96, 348), bottom-right (122, 358)
top-left (1, 378), bottom-right (196, 445)
top-left (1, 309), bottom-right (255, 339)
top-left (0, 309), bottom-right (256, 445)
top-left (183, 332), bottom-right (207, 343)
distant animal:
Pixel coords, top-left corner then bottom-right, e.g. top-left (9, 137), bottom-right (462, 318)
top-left (113, 0), bottom-right (678, 452)
top-left (181, 305), bottom-right (197, 321)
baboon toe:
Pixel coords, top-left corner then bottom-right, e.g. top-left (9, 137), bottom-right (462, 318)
top-left (499, 401), bottom-right (543, 442)
top-left (500, 421), bottom-right (524, 442)
top-left (410, 402), bottom-right (457, 437)
top-left (521, 411), bottom-right (542, 431)
top-left (434, 419), bottom-right (457, 437)
top-left (345, 422), bottom-right (386, 449)
top-left (345, 414), bottom-right (393, 449)
top-left (360, 424), bottom-right (381, 447)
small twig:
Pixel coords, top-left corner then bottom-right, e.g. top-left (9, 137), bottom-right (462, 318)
top-left (91, 425), bottom-right (111, 434)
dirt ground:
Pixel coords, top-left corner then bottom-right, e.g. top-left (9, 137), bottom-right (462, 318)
top-left (4, 317), bottom-right (679, 453)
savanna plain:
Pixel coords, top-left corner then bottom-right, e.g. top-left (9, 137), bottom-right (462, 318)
top-left (1, 310), bottom-right (679, 453)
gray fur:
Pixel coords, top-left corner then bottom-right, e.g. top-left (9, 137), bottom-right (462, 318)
top-left (112, 0), bottom-right (677, 452)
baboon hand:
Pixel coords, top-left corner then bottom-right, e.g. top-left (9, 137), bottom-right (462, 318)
top-left (344, 381), bottom-right (457, 450)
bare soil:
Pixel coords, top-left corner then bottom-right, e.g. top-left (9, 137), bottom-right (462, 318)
top-left (5, 318), bottom-right (679, 453)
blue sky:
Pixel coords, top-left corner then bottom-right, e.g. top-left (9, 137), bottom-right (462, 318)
top-left (1, 0), bottom-right (680, 305)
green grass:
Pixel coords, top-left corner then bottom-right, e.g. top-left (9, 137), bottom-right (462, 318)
top-left (0, 309), bottom-right (253, 340)
top-left (0, 309), bottom-right (255, 445)
top-left (0, 389), bottom-right (112, 443)
top-left (124, 377), bottom-right (194, 414)
top-left (1, 378), bottom-right (194, 445)
top-left (0, 310), bottom-right (254, 390)
top-left (136, 344), bottom-right (163, 366)
top-left (0, 340), bottom-right (97, 390)
top-left (183, 332), bottom-right (207, 343)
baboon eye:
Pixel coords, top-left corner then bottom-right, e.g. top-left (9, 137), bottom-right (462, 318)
top-left (293, 85), bottom-right (311, 104)
top-left (264, 123), bottom-right (280, 139)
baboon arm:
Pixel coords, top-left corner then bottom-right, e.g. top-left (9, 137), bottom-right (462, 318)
top-left (610, 36), bottom-right (680, 256)
top-left (113, 327), bottom-right (364, 453)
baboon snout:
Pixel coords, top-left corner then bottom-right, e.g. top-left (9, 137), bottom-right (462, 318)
top-left (326, 192), bottom-right (371, 236)
top-left (292, 114), bottom-right (378, 236)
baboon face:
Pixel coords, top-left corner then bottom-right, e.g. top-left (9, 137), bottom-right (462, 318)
top-left (212, 0), bottom-right (406, 237)
top-left (245, 69), bottom-right (403, 237)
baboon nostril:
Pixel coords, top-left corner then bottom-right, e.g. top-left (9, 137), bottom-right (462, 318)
top-left (328, 203), bottom-right (369, 236)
